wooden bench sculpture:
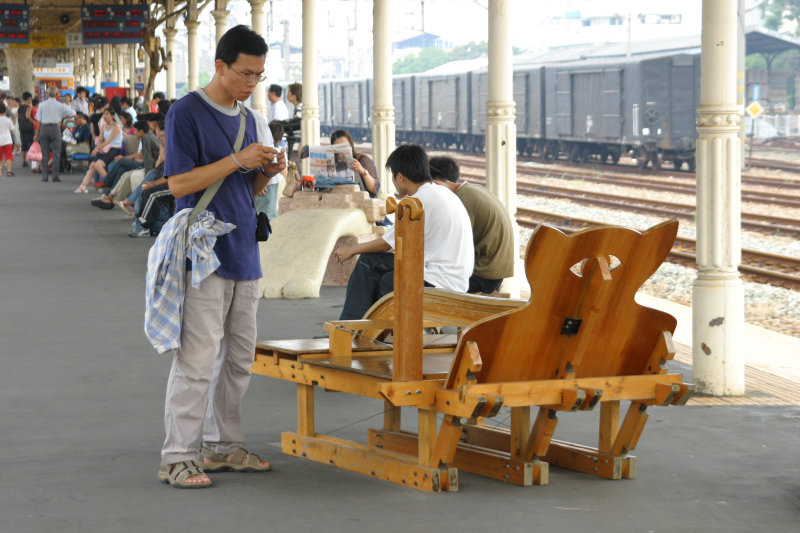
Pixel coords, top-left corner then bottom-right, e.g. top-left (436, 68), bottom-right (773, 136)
top-left (252, 196), bottom-right (692, 492)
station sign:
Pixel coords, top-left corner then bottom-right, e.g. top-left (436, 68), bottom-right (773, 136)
top-left (81, 4), bottom-right (149, 44)
top-left (0, 4), bottom-right (29, 44)
top-left (0, 32), bottom-right (65, 49)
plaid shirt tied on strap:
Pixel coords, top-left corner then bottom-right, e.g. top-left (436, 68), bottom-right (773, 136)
top-left (144, 208), bottom-right (236, 353)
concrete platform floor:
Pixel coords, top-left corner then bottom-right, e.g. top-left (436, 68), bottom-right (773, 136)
top-left (1, 165), bottom-right (798, 533)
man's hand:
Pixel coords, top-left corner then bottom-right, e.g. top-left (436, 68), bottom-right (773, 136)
top-left (235, 143), bottom-right (284, 171)
top-left (262, 147), bottom-right (286, 176)
top-left (335, 246), bottom-right (356, 263)
top-left (142, 182), bottom-right (153, 191)
top-left (113, 155), bottom-right (123, 162)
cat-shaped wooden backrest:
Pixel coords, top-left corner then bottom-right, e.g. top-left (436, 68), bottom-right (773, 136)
top-left (446, 220), bottom-right (679, 387)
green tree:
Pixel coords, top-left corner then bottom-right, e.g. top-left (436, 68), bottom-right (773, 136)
top-left (760, 0), bottom-right (800, 33)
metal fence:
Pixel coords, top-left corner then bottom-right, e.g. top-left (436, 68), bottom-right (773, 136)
top-left (745, 114), bottom-right (800, 139)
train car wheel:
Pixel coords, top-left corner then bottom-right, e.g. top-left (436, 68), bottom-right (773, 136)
top-left (687, 156), bottom-right (696, 172)
top-left (673, 159), bottom-right (684, 171)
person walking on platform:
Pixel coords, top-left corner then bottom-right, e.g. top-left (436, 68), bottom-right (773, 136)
top-left (429, 156), bottom-right (515, 295)
top-left (266, 84), bottom-right (288, 121)
top-left (152, 24), bottom-right (285, 489)
top-left (34, 86), bottom-right (75, 182)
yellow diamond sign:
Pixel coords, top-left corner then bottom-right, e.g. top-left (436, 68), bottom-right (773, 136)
top-left (746, 101), bottom-right (764, 118)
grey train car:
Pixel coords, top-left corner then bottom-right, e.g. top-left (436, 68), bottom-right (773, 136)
top-left (542, 52), bottom-right (700, 169)
top-left (307, 51), bottom-right (700, 170)
top-left (412, 72), bottom-right (471, 148)
top-left (392, 74), bottom-right (415, 143)
top-left (331, 78), bottom-right (372, 140)
top-left (470, 66), bottom-right (546, 154)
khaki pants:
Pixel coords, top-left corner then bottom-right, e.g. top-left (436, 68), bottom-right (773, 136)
top-left (109, 168), bottom-right (145, 201)
top-left (161, 273), bottom-right (260, 464)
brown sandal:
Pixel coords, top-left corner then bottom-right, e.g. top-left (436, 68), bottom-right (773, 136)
top-left (201, 444), bottom-right (271, 472)
top-left (157, 460), bottom-right (212, 488)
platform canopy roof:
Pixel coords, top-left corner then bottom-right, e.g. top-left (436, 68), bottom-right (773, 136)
top-left (512, 26), bottom-right (800, 67)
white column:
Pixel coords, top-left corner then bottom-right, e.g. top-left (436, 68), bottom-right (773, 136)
top-left (143, 44), bottom-right (150, 99)
top-left (693, 0), bottom-right (745, 396)
top-left (164, 27), bottom-right (178, 99)
top-left (84, 48), bottom-right (92, 87)
top-left (117, 46), bottom-right (126, 86)
top-left (212, 0), bottom-right (230, 44)
top-left (186, 17), bottom-right (200, 91)
top-left (301, 0), bottom-right (320, 174)
top-left (486, 0), bottom-right (519, 297)
top-left (372, 0), bottom-right (395, 196)
top-left (94, 46), bottom-right (102, 93)
top-left (250, 0), bottom-right (267, 113)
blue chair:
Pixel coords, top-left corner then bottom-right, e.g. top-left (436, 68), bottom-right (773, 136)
top-left (69, 152), bottom-right (91, 173)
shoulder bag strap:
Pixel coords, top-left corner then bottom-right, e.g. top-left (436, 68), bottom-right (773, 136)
top-left (188, 94), bottom-right (248, 225)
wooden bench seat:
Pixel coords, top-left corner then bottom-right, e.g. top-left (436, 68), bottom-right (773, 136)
top-left (251, 196), bottom-right (692, 492)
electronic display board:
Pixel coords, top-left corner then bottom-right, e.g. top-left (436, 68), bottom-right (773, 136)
top-left (0, 4), bottom-right (30, 44)
top-left (81, 4), bottom-right (149, 44)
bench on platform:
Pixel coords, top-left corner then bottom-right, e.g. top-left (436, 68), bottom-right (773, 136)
top-left (252, 197), bottom-right (692, 492)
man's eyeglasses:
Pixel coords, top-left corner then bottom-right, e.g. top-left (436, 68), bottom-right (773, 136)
top-left (229, 65), bottom-right (267, 84)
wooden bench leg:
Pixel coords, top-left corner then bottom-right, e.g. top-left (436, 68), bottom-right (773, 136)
top-left (297, 383), bottom-right (315, 436)
top-left (383, 400), bottom-right (401, 432)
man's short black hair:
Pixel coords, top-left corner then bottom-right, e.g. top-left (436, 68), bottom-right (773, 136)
top-left (120, 96), bottom-right (132, 106)
top-left (75, 112), bottom-right (88, 121)
top-left (268, 120), bottom-right (284, 144)
top-left (134, 120), bottom-right (149, 133)
top-left (216, 25), bottom-right (268, 65)
top-left (268, 84), bottom-right (282, 97)
top-left (385, 144), bottom-right (431, 184)
top-left (22, 91), bottom-right (31, 101)
top-left (75, 86), bottom-right (87, 96)
top-left (156, 100), bottom-right (170, 116)
top-left (152, 92), bottom-right (165, 101)
top-left (0, 103), bottom-right (6, 114)
top-left (428, 155), bottom-right (459, 183)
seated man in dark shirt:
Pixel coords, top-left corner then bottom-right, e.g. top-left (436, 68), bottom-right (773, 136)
top-left (66, 112), bottom-right (92, 156)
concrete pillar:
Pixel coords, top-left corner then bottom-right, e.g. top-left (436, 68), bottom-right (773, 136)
top-left (372, 0), bottom-right (395, 196)
top-left (164, 27), bottom-right (178, 99)
top-left (94, 46), bottom-right (102, 93)
top-left (486, 0), bottom-right (520, 297)
top-left (693, 0), bottom-right (745, 396)
top-left (3, 49), bottom-right (34, 99)
top-left (117, 45), bottom-right (125, 86)
top-left (249, 0), bottom-right (267, 113)
top-left (212, 0), bottom-right (230, 44)
top-left (129, 44), bottom-right (137, 99)
top-left (84, 48), bottom-right (91, 87)
top-left (301, 0), bottom-right (320, 174)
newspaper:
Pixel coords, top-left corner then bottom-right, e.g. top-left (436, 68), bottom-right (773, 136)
top-left (307, 144), bottom-right (355, 179)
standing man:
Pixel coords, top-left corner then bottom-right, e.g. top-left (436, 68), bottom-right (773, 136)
top-left (429, 156), bottom-right (515, 295)
top-left (34, 86), bottom-right (75, 182)
top-left (334, 144), bottom-right (473, 320)
top-left (266, 84), bottom-right (288, 121)
top-left (71, 87), bottom-right (90, 115)
top-left (157, 24), bottom-right (285, 489)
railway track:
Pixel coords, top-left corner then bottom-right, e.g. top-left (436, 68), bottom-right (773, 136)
top-left (510, 164), bottom-right (800, 208)
top-left (461, 170), bottom-right (800, 237)
top-left (516, 208), bottom-right (800, 291)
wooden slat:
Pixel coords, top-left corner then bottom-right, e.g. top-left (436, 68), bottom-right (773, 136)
top-left (367, 429), bottom-right (547, 486)
top-left (598, 401), bottom-right (620, 453)
top-left (282, 431), bottom-right (457, 492)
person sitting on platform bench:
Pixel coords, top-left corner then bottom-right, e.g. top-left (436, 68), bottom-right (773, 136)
top-left (335, 144), bottom-right (474, 320)
top-left (429, 155), bottom-right (515, 295)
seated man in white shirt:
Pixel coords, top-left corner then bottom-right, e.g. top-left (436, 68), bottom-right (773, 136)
top-left (335, 144), bottom-right (474, 320)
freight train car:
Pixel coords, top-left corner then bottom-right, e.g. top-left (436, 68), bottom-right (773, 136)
top-left (303, 50), bottom-right (701, 170)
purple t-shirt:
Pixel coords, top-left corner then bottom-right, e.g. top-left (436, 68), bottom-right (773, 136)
top-left (164, 90), bottom-right (261, 280)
